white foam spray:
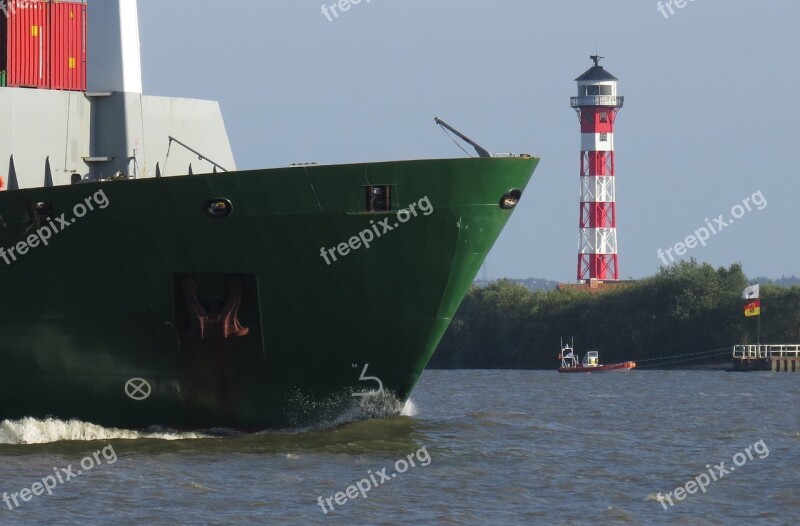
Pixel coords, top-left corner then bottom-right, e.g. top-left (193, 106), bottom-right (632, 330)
top-left (0, 418), bottom-right (209, 445)
top-left (401, 398), bottom-right (418, 417)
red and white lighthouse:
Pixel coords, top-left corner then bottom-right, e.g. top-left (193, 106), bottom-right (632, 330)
top-left (570, 56), bottom-right (624, 282)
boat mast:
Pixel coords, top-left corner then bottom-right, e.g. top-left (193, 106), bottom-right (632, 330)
top-left (85, 0), bottom-right (146, 179)
top-left (87, 0), bottom-right (142, 94)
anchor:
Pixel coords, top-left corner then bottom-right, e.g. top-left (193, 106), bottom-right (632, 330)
top-left (182, 275), bottom-right (250, 339)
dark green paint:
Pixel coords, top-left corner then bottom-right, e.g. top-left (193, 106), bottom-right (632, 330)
top-left (0, 156), bottom-right (538, 429)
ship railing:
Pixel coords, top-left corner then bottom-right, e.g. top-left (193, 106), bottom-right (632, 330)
top-left (570, 95), bottom-right (624, 108)
top-left (733, 344), bottom-right (800, 359)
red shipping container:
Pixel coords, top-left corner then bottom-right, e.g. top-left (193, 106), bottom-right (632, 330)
top-left (50, 2), bottom-right (86, 91)
top-left (6, 0), bottom-right (50, 89)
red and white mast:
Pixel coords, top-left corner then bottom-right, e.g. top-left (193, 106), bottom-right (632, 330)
top-left (570, 55), bottom-right (624, 282)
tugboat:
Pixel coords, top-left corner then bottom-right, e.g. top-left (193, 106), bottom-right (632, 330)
top-left (558, 340), bottom-right (636, 373)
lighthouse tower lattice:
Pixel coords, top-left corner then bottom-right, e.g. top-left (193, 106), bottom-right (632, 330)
top-left (570, 56), bottom-right (624, 282)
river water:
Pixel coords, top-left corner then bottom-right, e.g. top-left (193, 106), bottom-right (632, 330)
top-left (1, 370), bottom-right (797, 525)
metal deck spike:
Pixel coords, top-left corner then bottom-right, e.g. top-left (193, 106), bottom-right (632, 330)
top-left (8, 156), bottom-right (19, 191)
top-left (44, 157), bottom-right (54, 187)
top-left (155, 162), bottom-right (162, 178)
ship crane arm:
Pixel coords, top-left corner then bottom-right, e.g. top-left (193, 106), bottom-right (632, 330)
top-left (434, 117), bottom-right (492, 158)
top-left (167, 136), bottom-right (229, 173)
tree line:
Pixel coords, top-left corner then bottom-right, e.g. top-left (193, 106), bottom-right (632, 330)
top-left (430, 261), bottom-right (800, 369)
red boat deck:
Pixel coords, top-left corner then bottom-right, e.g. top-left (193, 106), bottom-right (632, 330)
top-left (558, 342), bottom-right (636, 373)
top-left (558, 361), bottom-right (636, 373)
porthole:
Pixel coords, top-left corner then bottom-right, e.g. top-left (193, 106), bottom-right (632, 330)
top-left (205, 199), bottom-right (233, 218)
top-left (500, 189), bottom-right (522, 210)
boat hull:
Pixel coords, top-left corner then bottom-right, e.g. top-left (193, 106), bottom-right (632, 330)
top-left (559, 362), bottom-right (636, 373)
top-left (0, 156), bottom-right (537, 429)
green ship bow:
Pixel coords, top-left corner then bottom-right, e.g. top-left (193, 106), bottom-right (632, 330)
top-left (0, 0), bottom-right (539, 429)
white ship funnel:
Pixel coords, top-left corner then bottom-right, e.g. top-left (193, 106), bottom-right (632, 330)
top-left (87, 0), bottom-right (143, 94)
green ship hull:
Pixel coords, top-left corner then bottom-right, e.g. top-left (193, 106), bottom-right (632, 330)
top-left (0, 156), bottom-right (537, 430)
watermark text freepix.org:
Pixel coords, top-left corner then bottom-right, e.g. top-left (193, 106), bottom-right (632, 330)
top-left (657, 190), bottom-right (766, 266)
top-left (0, 189), bottom-right (110, 267)
top-left (657, 0), bottom-right (698, 20)
top-left (320, 195), bottom-right (433, 266)
top-left (3, 444), bottom-right (118, 511)
top-left (656, 439), bottom-right (769, 510)
top-left (321, 0), bottom-right (372, 22)
top-left (317, 446), bottom-right (431, 514)
top-left (0, 1), bottom-right (36, 19)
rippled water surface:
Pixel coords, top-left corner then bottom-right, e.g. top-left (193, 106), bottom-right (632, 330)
top-left (1, 370), bottom-right (798, 525)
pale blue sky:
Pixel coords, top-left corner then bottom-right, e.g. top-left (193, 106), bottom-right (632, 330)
top-left (138, 0), bottom-right (798, 282)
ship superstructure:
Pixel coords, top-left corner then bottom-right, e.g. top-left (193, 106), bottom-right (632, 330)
top-left (0, 0), bottom-right (233, 189)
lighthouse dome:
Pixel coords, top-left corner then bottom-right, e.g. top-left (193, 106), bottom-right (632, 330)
top-left (572, 56), bottom-right (622, 106)
top-left (575, 65), bottom-right (618, 82)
